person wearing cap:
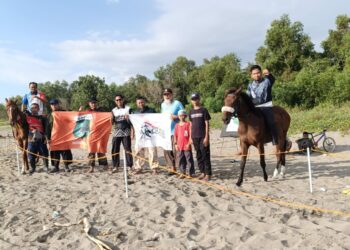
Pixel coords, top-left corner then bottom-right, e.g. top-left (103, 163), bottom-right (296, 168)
top-left (174, 109), bottom-right (194, 177)
top-left (111, 94), bottom-right (134, 173)
top-left (22, 82), bottom-right (47, 115)
top-left (47, 99), bottom-right (73, 173)
top-left (26, 101), bottom-right (50, 174)
top-left (81, 97), bottom-right (108, 173)
top-left (161, 88), bottom-right (184, 173)
top-left (132, 96), bottom-right (159, 175)
top-left (189, 93), bottom-right (212, 181)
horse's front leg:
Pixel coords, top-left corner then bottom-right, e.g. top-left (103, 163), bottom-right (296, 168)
top-left (258, 143), bottom-right (268, 182)
top-left (23, 139), bottom-right (29, 173)
top-left (273, 144), bottom-right (282, 178)
top-left (236, 144), bottom-right (249, 186)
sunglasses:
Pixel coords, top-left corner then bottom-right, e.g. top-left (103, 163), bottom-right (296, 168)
top-left (115, 99), bottom-right (122, 101)
top-left (163, 93), bottom-right (171, 96)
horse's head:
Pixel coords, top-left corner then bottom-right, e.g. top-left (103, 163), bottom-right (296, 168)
top-left (5, 98), bottom-right (20, 126)
top-left (221, 87), bottom-right (242, 124)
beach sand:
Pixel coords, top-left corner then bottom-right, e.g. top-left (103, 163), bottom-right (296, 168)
top-left (1, 127), bottom-right (350, 250)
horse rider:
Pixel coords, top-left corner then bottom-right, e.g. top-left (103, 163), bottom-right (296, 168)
top-left (247, 65), bottom-right (278, 145)
top-left (22, 82), bottom-right (48, 116)
top-left (26, 100), bottom-right (50, 174)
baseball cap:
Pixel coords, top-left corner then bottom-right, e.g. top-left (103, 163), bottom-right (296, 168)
top-left (31, 99), bottom-right (40, 106)
top-left (191, 93), bottom-right (200, 100)
top-left (178, 109), bottom-right (187, 116)
top-left (49, 99), bottom-right (59, 105)
top-left (89, 97), bottom-right (98, 103)
top-left (163, 88), bottom-right (173, 94)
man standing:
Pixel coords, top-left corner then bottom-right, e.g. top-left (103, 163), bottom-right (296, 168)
top-left (22, 82), bottom-right (47, 115)
top-left (133, 96), bottom-right (159, 175)
top-left (247, 65), bottom-right (278, 145)
top-left (47, 99), bottom-right (73, 173)
top-left (161, 88), bottom-right (184, 173)
top-left (85, 98), bottom-right (108, 173)
top-left (111, 94), bottom-right (134, 173)
top-left (26, 101), bottom-right (50, 174)
top-left (189, 93), bottom-right (212, 181)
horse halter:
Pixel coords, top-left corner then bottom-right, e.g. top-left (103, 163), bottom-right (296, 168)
top-left (226, 93), bottom-right (240, 118)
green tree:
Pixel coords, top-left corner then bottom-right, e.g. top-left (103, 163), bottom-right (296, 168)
top-left (322, 14), bottom-right (350, 70)
top-left (69, 75), bottom-right (110, 111)
top-left (154, 56), bottom-right (196, 105)
top-left (256, 14), bottom-right (315, 80)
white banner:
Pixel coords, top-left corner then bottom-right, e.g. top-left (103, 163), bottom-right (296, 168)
top-left (226, 117), bottom-right (239, 132)
top-left (129, 114), bottom-right (172, 151)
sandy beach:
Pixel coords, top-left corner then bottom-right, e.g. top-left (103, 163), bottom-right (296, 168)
top-left (1, 127), bottom-right (350, 250)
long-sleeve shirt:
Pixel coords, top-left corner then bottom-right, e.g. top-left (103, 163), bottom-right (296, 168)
top-left (247, 74), bottom-right (275, 106)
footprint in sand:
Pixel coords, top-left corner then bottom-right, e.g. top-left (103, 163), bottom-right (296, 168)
top-left (240, 227), bottom-right (254, 242)
top-left (197, 191), bottom-right (207, 197)
top-left (160, 206), bottom-right (170, 218)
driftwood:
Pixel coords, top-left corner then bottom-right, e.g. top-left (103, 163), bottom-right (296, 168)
top-left (52, 217), bottom-right (112, 250)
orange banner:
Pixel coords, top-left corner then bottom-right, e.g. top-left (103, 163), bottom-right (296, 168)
top-left (50, 112), bottom-right (112, 153)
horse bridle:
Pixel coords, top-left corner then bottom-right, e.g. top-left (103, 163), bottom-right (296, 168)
top-left (226, 93), bottom-right (240, 118)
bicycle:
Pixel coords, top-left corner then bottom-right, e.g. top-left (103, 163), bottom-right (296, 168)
top-left (296, 129), bottom-right (336, 154)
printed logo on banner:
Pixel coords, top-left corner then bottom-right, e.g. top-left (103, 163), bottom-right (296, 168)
top-left (140, 121), bottom-right (165, 140)
top-left (73, 114), bottom-right (93, 139)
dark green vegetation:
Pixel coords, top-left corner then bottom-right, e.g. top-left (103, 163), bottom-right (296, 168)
top-left (1, 14), bottom-right (349, 134)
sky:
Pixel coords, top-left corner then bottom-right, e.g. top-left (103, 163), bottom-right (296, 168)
top-left (0, 0), bottom-right (349, 103)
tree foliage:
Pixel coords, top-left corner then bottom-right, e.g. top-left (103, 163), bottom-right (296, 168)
top-left (1, 14), bottom-right (350, 120)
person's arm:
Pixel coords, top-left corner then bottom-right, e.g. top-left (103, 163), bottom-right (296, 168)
top-left (246, 84), bottom-right (252, 98)
top-left (263, 69), bottom-right (275, 86)
top-left (171, 101), bottom-right (184, 120)
top-left (186, 123), bottom-right (192, 150)
top-left (21, 95), bottom-right (28, 112)
top-left (203, 109), bottom-right (210, 147)
top-left (174, 125), bottom-right (179, 150)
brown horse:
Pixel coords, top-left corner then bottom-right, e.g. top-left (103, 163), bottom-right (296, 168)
top-left (5, 98), bottom-right (29, 174)
top-left (222, 87), bottom-right (291, 186)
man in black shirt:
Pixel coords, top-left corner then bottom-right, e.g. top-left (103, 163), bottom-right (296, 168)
top-left (189, 93), bottom-right (212, 181)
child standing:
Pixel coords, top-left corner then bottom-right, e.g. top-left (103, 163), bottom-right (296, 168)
top-left (189, 93), bottom-right (212, 181)
top-left (174, 110), bottom-right (195, 177)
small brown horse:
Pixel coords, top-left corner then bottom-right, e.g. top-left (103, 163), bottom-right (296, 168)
top-left (5, 98), bottom-right (29, 174)
top-left (222, 87), bottom-right (291, 186)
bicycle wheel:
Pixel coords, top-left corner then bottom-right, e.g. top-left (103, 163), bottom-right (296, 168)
top-left (323, 137), bottom-right (336, 152)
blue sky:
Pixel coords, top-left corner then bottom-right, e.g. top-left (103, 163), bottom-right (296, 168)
top-left (0, 0), bottom-right (349, 103)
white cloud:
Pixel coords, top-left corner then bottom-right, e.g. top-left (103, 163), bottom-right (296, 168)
top-left (0, 0), bottom-right (349, 101)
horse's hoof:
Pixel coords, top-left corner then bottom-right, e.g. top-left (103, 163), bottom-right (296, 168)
top-left (280, 166), bottom-right (286, 178)
top-left (236, 181), bottom-right (242, 187)
top-left (264, 177), bottom-right (268, 182)
top-left (272, 169), bottom-right (279, 178)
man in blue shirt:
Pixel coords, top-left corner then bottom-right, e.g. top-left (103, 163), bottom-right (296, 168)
top-left (247, 65), bottom-right (278, 145)
top-left (22, 82), bottom-right (47, 115)
top-left (161, 88), bottom-right (184, 172)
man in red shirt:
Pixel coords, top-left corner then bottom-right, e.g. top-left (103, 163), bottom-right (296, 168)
top-left (174, 110), bottom-right (194, 177)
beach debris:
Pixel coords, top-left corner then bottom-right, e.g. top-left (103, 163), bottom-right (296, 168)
top-left (146, 232), bottom-right (160, 242)
top-left (320, 187), bottom-right (327, 192)
top-left (49, 217), bottom-right (112, 250)
top-left (52, 211), bottom-right (60, 219)
top-left (81, 217), bottom-right (112, 250)
top-left (342, 188), bottom-right (350, 195)
top-left (187, 240), bottom-right (199, 250)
